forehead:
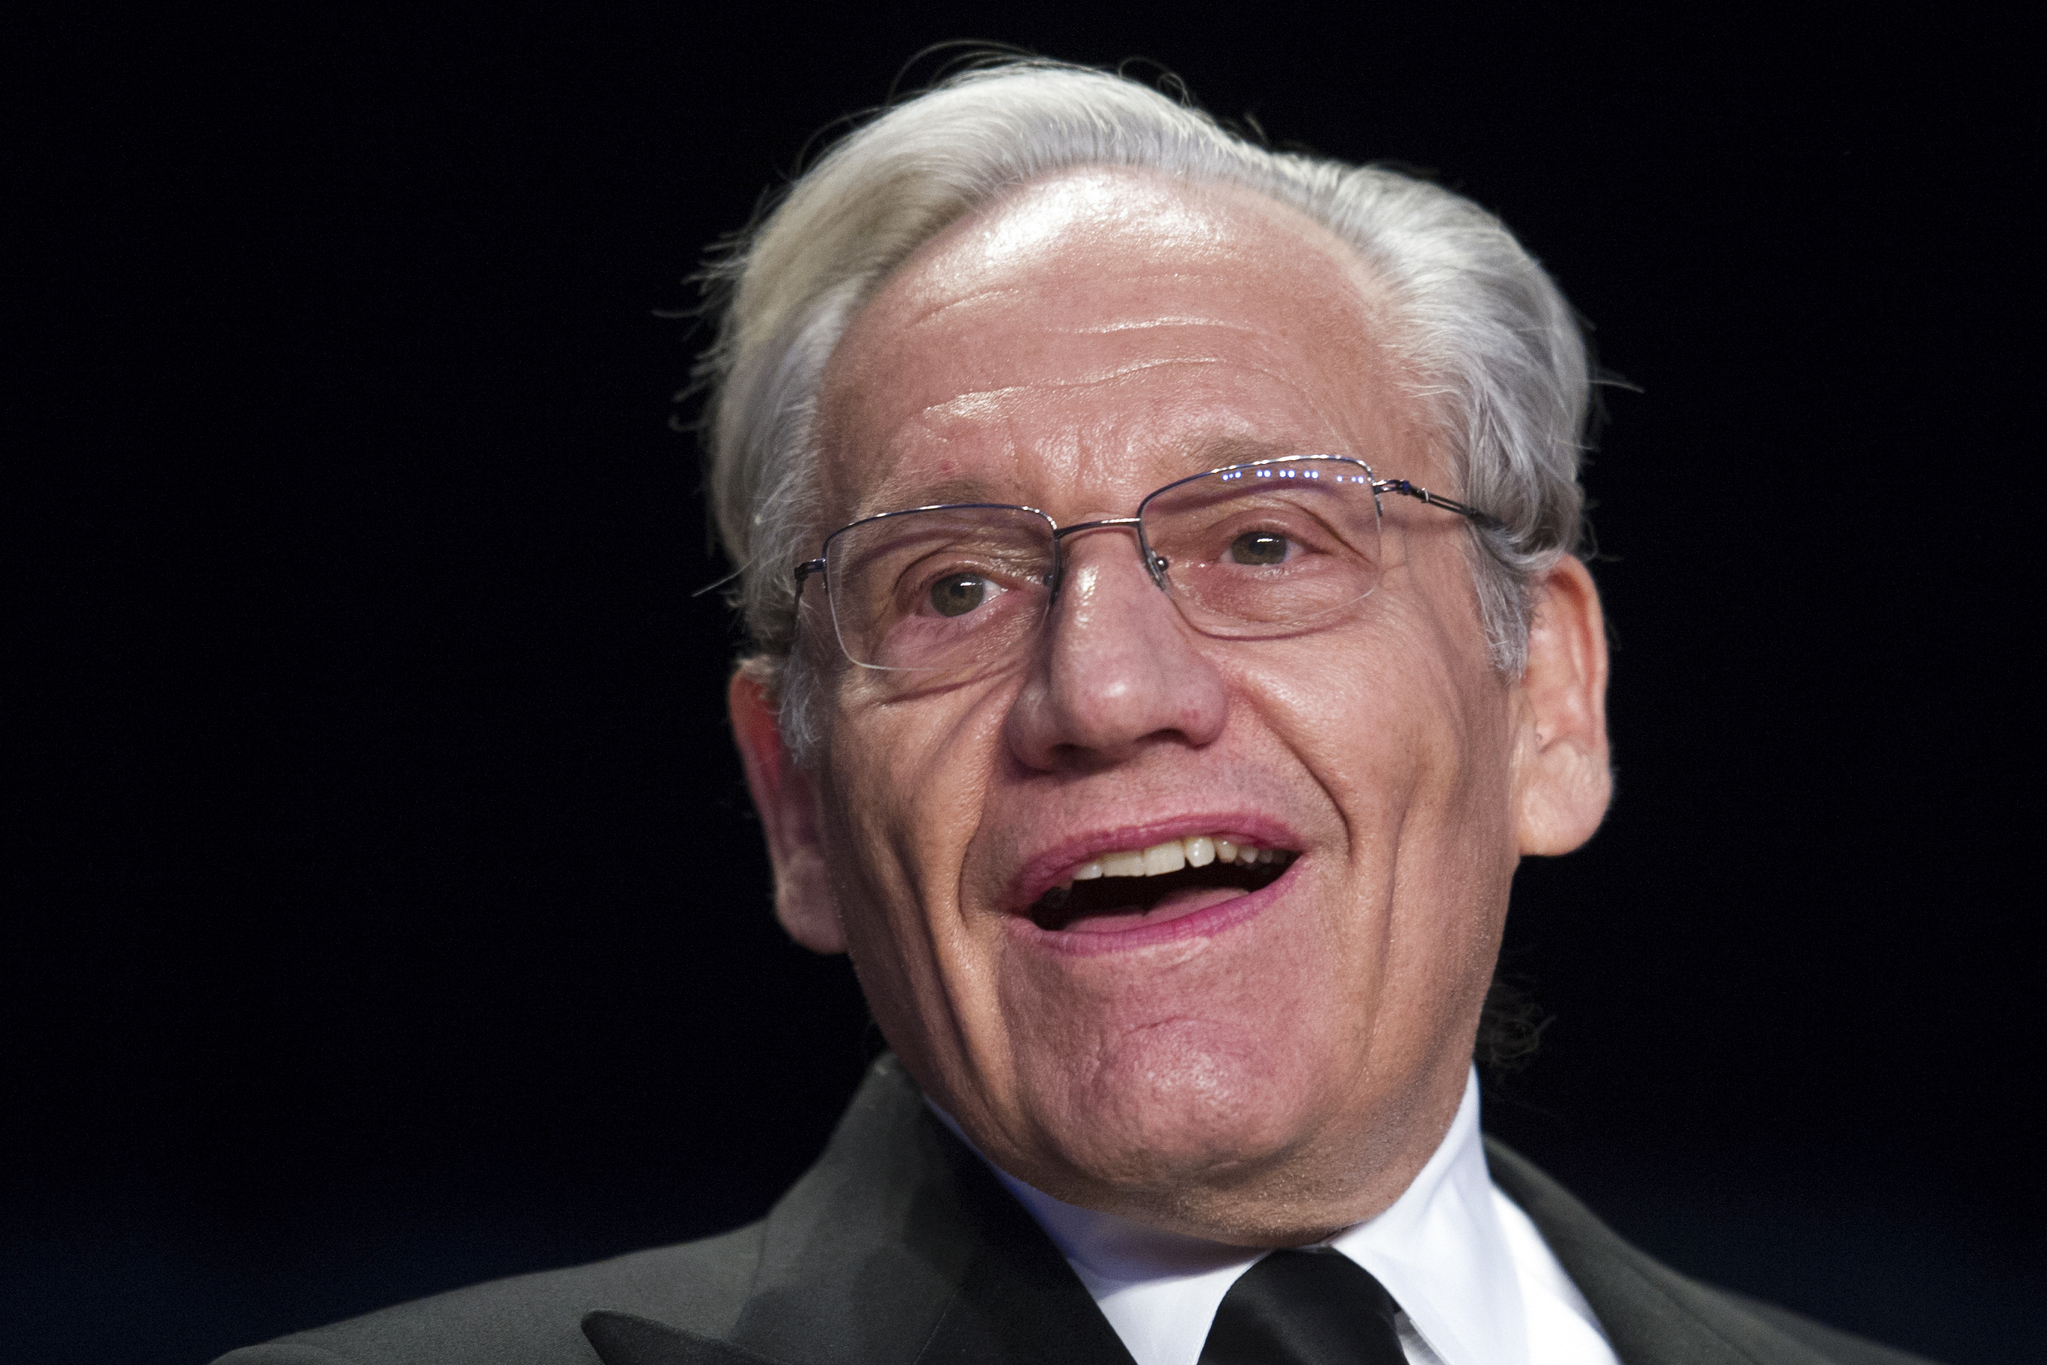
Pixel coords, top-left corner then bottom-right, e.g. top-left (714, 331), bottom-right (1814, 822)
top-left (816, 167), bottom-right (1428, 519)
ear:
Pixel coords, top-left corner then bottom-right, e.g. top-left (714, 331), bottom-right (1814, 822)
top-left (1510, 555), bottom-right (1613, 856)
top-left (728, 669), bottom-right (847, 953)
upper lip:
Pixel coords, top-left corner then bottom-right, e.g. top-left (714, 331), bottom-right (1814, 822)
top-left (1003, 811), bottom-right (1305, 914)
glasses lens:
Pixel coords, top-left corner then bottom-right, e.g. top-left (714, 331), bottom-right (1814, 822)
top-left (1140, 459), bottom-right (1383, 636)
top-left (823, 506), bottom-right (1055, 671)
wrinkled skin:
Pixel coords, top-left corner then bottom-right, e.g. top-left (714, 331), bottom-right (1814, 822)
top-left (730, 168), bottom-right (1611, 1246)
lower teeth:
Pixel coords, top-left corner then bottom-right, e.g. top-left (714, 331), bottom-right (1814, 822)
top-left (1030, 853), bottom-right (1291, 923)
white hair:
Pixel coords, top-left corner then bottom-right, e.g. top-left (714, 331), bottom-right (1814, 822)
top-left (696, 59), bottom-right (1590, 757)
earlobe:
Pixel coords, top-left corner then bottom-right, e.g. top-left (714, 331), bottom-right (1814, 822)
top-left (728, 669), bottom-right (848, 954)
top-left (1511, 556), bottom-right (1614, 856)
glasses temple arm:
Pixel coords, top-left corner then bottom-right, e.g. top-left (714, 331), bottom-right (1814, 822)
top-left (1373, 479), bottom-right (1506, 532)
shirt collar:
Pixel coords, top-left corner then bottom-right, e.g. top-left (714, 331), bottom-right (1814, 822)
top-left (930, 1068), bottom-right (1527, 1365)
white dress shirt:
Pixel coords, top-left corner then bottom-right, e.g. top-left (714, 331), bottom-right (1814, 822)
top-left (935, 1069), bottom-right (1618, 1365)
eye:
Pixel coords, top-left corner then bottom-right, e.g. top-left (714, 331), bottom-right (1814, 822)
top-left (928, 573), bottom-right (990, 617)
top-left (1228, 531), bottom-right (1291, 565)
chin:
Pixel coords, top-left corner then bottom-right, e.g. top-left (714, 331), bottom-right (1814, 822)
top-left (1016, 1021), bottom-right (1334, 1211)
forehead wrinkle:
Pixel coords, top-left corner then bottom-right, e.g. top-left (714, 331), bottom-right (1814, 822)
top-left (907, 334), bottom-right (1349, 425)
top-left (915, 355), bottom-right (1234, 420)
top-left (883, 291), bottom-right (1275, 366)
top-left (835, 312), bottom-right (1312, 463)
top-left (1062, 316), bottom-right (1264, 336)
top-left (842, 355), bottom-right (1372, 521)
top-left (894, 277), bottom-right (1314, 339)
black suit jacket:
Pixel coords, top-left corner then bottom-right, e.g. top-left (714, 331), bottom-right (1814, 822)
top-left (214, 1056), bottom-right (1935, 1365)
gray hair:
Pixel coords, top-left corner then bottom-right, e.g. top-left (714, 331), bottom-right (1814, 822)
top-left (697, 59), bottom-right (1590, 756)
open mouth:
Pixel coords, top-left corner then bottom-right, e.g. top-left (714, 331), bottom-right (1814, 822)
top-left (1027, 834), bottom-right (1297, 932)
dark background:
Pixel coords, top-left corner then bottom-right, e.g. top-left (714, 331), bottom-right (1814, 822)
top-left (12, 4), bottom-right (2038, 1362)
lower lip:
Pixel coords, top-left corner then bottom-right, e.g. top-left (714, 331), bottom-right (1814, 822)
top-left (1010, 861), bottom-right (1299, 957)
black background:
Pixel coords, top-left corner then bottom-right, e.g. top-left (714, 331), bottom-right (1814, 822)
top-left (12, 5), bottom-right (2039, 1362)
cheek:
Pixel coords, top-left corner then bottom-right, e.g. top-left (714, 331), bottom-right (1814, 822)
top-left (1298, 528), bottom-right (1507, 803)
top-left (1329, 609), bottom-right (1517, 1009)
top-left (1231, 599), bottom-right (1515, 954)
top-left (816, 679), bottom-right (1018, 1041)
top-left (833, 681), bottom-right (1018, 849)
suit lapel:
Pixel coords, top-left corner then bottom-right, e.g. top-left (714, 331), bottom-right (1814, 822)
top-left (585, 1056), bottom-right (1133, 1365)
top-left (1484, 1139), bottom-right (1839, 1365)
top-left (601, 1059), bottom-right (1868, 1365)
top-left (895, 1111), bottom-right (1140, 1364)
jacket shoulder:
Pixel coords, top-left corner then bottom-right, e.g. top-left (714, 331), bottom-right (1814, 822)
top-left (211, 1220), bottom-right (766, 1365)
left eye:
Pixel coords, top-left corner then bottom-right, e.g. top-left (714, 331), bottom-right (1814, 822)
top-left (928, 574), bottom-right (991, 617)
top-left (1228, 532), bottom-right (1291, 565)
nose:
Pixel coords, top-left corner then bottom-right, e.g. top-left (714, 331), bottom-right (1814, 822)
top-left (1004, 525), bottom-right (1229, 770)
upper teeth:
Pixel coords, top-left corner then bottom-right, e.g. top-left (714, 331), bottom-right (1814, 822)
top-left (1070, 835), bottom-right (1286, 883)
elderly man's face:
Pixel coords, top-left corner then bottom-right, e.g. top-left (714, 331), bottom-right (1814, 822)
top-left (732, 168), bottom-right (1609, 1243)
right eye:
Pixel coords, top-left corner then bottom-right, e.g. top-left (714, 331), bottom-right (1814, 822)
top-left (928, 574), bottom-right (991, 617)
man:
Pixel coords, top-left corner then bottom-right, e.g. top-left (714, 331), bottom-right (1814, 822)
top-left (218, 59), bottom-right (1932, 1365)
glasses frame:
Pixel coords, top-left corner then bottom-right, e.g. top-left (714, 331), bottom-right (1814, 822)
top-left (792, 455), bottom-right (1502, 669)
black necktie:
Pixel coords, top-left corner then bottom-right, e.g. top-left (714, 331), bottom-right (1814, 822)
top-left (1198, 1248), bottom-right (1408, 1365)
